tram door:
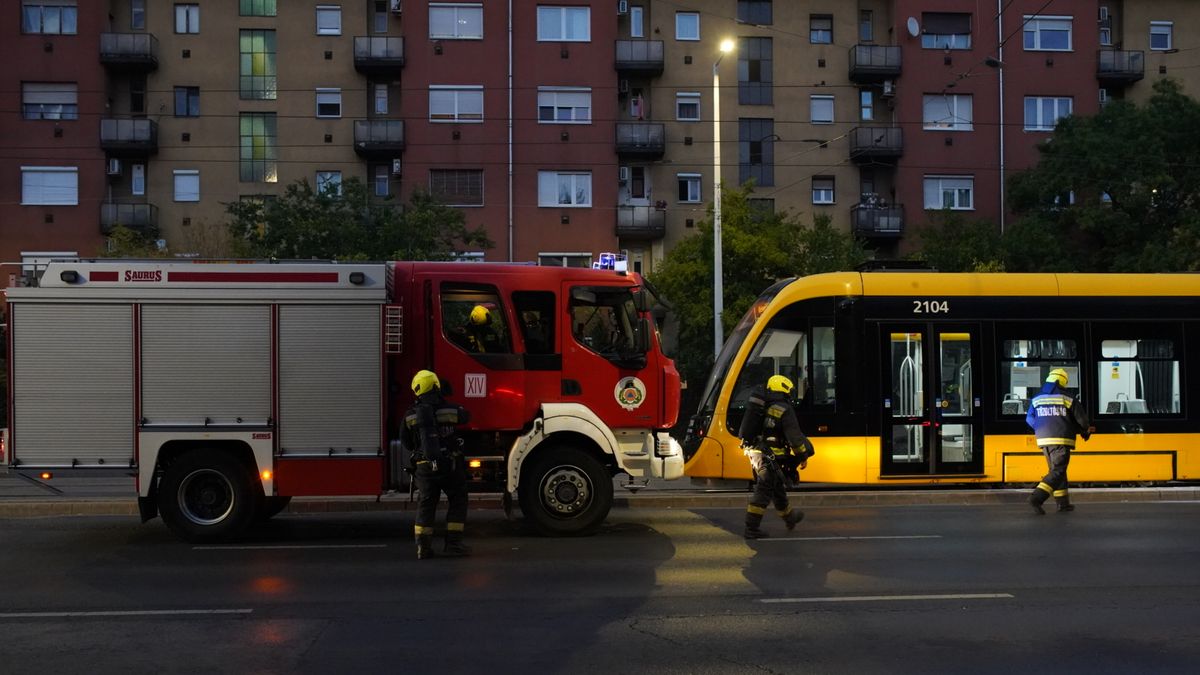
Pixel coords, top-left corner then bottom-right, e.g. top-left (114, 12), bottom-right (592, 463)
top-left (880, 324), bottom-right (983, 475)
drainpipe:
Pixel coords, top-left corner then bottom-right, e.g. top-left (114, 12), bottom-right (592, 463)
top-left (507, 0), bottom-right (515, 261)
top-left (997, 0), bottom-right (1006, 235)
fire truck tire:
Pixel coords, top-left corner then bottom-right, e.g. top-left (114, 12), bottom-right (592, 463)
top-left (519, 446), bottom-right (613, 536)
top-left (257, 496), bottom-right (292, 522)
top-left (158, 450), bottom-right (259, 543)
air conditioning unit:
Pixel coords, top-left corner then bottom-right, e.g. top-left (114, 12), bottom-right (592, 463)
top-left (881, 80), bottom-right (895, 97)
top-left (618, 166), bottom-right (630, 183)
top-left (618, 79), bottom-right (629, 94)
top-left (617, 0), bottom-right (629, 15)
top-left (106, 158), bottom-right (122, 175)
top-left (390, 0), bottom-right (402, 14)
top-left (391, 159), bottom-right (403, 176)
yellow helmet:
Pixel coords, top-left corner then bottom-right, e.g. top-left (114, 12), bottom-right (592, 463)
top-left (411, 369), bottom-right (441, 396)
top-left (470, 305), bottom-right (491, 325)
top-left (767, 375), bottom-right (794, 394)
top-left (1046, 368), bottom-right (1069, 387)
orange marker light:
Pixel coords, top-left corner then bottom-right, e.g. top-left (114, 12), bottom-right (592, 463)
top-left (468, 460), bottom-right (482, 469)
top-left (40, 472), bottom-right (53, 480)
top-left (261, 470), bottom-right (272, 481)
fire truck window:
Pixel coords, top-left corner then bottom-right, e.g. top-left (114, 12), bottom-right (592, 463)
top-left (441, 287), bottom-right (512, 354)
top-left (512, 290), bottom-right (556, 354)
top-left (570, 286), bottom-right (639, 360)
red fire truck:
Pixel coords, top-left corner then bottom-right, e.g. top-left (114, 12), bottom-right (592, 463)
top-left (3, 259), bottom-right (682, 541)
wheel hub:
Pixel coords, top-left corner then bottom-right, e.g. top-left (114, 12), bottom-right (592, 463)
top-left (542, 466), bottom-right (591, 515)
top-left (178, 468), bottom-right (235, 526)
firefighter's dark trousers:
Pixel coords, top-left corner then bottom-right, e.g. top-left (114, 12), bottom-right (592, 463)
top-left (745, 451), bottom-right (799, 531)
top-left (1031, 444), bottom-right (1072, 508)
top-left (413, 455), bottom-right (469, 540)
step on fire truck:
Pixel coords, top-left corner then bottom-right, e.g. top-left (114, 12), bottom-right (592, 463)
top-left (3, 259), bottom-right (683, 541)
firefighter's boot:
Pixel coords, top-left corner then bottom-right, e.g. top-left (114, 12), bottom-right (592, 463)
top-left (744, 508), bottom-right (769, 539)
top-left (782, 507), bottom-right (805, 531)
top-left (1055, 496), bottom-right (1075, 513)
top-left (1028, 483), bottom-right (1052, 516)
top-left (416, 534), bottom-right (437, 560)
top-left (443, 531), bottom-right (472, 557)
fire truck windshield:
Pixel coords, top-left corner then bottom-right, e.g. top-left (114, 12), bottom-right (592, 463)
top-left (570, 286), bottom-right (645, 366)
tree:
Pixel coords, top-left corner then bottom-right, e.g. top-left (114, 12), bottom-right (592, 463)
top-left (1007, 79), bottom-right (1200, 272)
top-left (915, 210), bottom-right (1005, 272)
top-left (225, 178), bottom-right (492, 260)
top-left (97, 225), bottom-right (171, 259)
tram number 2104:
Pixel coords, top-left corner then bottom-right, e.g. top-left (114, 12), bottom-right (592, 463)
top-left (912, 300), bottom-right (950, 314)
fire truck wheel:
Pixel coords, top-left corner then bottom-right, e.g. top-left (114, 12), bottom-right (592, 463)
top-left (519, 446), bottom-right (614, 536)
top-left (158, 451), bottom-right (258, 543)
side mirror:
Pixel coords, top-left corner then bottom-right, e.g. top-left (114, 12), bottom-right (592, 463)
top-left (632, 288), bottom-right (650, 313)
top-left (571, 287), bottom-right (597, 304)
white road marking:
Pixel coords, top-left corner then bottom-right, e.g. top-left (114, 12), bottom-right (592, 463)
top-left (0, 609), bottom-right (253, 618)
top-left (192, 544), bottom-right (388, 550)
top-left (760, 593), bottom-right (1013, 604)
top-left (759, 535), bottom-right (943, 542)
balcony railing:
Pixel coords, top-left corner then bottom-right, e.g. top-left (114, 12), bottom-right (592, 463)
top-left (353, 119), bottom-right (405, 157)
top-left (99, 33), bottom-right (159, 70)
top-left (851, 203), bottom-right (904, 238)
top-left (850, 126), bottom-right (903, 162)
top-left (100, 202), bottom-right (158, 235)
top-left (616, 122), bottom-right (665, 158)
top-left (616, 205), bottom-right (666, 240)
top-left (615, 40), bottom-right (664, 74)
top-left (100, 118), bottom-right (158, 154)
top-left (1097, 49), bottom-right (1145, 84)
top-left (849, 44), bottom-right (901, 81)
top-left (353, 36), bottom-right (405, 73)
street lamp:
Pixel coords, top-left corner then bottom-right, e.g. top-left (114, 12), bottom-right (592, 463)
top-left (712, 38), bottom-right (734, 359)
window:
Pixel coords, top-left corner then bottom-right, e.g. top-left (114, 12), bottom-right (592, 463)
top-left (538, 88), bottom-right (591, 123)
top-left (513, 291), bottom-right (557, 355)
top-left (1100, 27), bottom-right (1112, 46)
top-left (726, 315), bottom-right (837, 431)
top-left (748, 198), bottom-right (775, 215)
top-left (739, 118), bottom-right (775, 187)
top-left (316, 171), bottom-right (342, 196)
top-left (22, 1), bottom-right (78, 34)
top-left (1024, 96), bottom-right (1072, 131)
top-left (630, 6), bottom-right (644, 38)
top-left (924, 175), bottom-right (974, 210)
top-left (677, 173), bottom-right (701, 203)
top-left (239, 113), bottom-right (278, 183)
top-left (810, 95), bottom-right (834, 124)
top-left (430, 3), bottom-right (483, 39)
top-left (810, 15), bottom-right (832, 44)
top-left (1097, 335), bottom-right (1180, 416)
top-left (1150, 21), bottom-right (1173, 51)
top-left (675, 12), bottom-right (699, 41)
top-left (676, 92), bottom-right (701, 121)
top-left (923, 94), bottom-right (973, 131)
top-left (921, 12), bottom-right (971, 49)
top-left (173, 170), bottom-right (200, 202)
top-left (315, 88), bottom-right (342, 118)
top-left (239, 30), bottom-right (277, 100)
top-left (998, 338), bottom-right (1078, 416)
top-left (240, 0), bottom-right (275, 16)
top-left (538, 6), bottom-right (590, 41)
top-left (860, 90), bottom-right (874, 121)
top-left (738, 37), bottom-right (773, 105)
top-left (22, 83), bottom-right (78, 120)
top-left (374, 83), bottom-right (389, 114)
top-left (175, 4), bottom-right (199, 34)
top-left (174, 86), bottom-right (199, 117)
top-left (429, 86), bottom-right (484, 122)
top-left (130, 75), bottom-right (147, 114)
top-left (539, 253), bottom-right (591, 268)
top-left (131, 164), bottom-right (145, 196)
top-left (441, 285), bottom-right (512, 355)
top-left (21, 167), bottom-right (77, 205)
top-left (430, 169), bottom-right (484, 206)
top-left (570, 285), bottom-right (643, 360)
top-left (131, 0), bottom-right (146, 29)
top-left (538, 171), bottom-right (592, 207)
top-left (812, 177), bottom-right (834, 204)
top-left (374, 164), bottom-right (390, 197)
top-left (373, 0), bottom-right (388, 33)
top-left (738, 0), bottom-right (772, 26)
top-left (1023, 16), bottom-right (1072, 51)
top-left (860, 10), bottom-right (873, 42)
top-left (628, 166), bottom-right (646, 198)
top-left (316, 5), bottom-right (342, 35)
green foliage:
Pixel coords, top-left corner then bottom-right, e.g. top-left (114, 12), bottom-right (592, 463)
top-left (915, 210), bottom-right (1005, 272)
top-left (225, 178), bottom-right (492, 260)
top-left (98, 225), bottom-right (171, 259)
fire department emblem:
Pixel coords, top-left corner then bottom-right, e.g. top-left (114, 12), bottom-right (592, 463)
top-left (614, 377), bottom-right (646, 411)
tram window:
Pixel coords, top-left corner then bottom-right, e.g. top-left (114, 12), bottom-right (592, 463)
top-left (1098, 338), bottom-right (1179, 415)
top-left (811, 326), bottom-right (836, 406)
top-left (998, 339), bottom-right (1079, 415)
top-left (726, 318), bottom-right (835, 431)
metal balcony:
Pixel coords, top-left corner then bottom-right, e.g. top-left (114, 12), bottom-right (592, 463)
top-left (100, 202), bottom-right (158, 235)
top-left (849, 127), bottom-right (903, 162)
top-left (616, 123), bottom-right (665, 159)
top-left (616, 206), bottom-right (666, 240)
top-left (353, 36), bottom-right (405, 74)
top-left (849, 44), bottom-right (901, 81)
top-left (353, 119), bottom-right (405, 157)
top-left (100, 118), bottom-right (158, 155)
top-left (1097, 49), bottom-right (1145, 85)
top-left (99, 33), bottom-right (159, 70)
top-left (615, 40), bottom-right (664, 75)
top-left (851, 203), bottom-right (904, 238)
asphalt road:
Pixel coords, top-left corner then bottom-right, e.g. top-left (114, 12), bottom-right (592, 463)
top-left (2, 502), bottom-right (1199, 674)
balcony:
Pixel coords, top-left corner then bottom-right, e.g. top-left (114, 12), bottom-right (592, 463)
top-left (849, 44), bottom-right (901, 81)
top-left (353, 119), bottom-right (405, 157)
top-left (615, 40), bottom-right (664, 75)
top-left (1097, 49), bottom-right (1145, 85)
top-left (616, 123), bottom-right (665, 159)
top-left (851, 202), bottom-right (904, 239)
top-left (616, 206), bottom-right (666, 240)
top-left (100, 202), bottom-right (158, 235)
top-left (99, 33), bottom-right (159, 71)
top-left (849, 127), bottom-right (903, 162)
top-left (353, 36), bottom-right (405, 74)
top-left (100, 118), bottom-right (158, 155)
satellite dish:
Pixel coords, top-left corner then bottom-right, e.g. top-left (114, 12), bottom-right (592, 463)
top-left (906, 17), bottom-right (920, 38)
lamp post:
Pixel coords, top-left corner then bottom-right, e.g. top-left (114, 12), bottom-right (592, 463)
top-left (712, 38), bottom-right (734, 359)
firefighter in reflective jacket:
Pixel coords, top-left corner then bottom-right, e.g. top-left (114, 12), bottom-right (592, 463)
top-left (737, 375), bottom-right (815, 539)
top-left (405, 370), bottom-right (472, 559)
top-left (1026, 368), bottom-right (1091, 515)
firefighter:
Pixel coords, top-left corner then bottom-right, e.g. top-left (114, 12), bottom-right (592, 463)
top-left (405, 369), bottom-right (472, 559)
top-left (738, 374), bottom-right (815, 539)
top-left (1026, 368), bottom-right (1091, 515)
top-left (453, 304), bottom-right (502, 354)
